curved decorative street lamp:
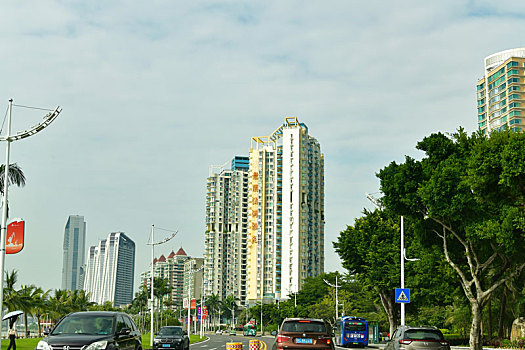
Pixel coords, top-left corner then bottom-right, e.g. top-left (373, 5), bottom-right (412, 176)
top-left (147, 225), bottom-right (177, 347)
top-left (0, 99), bottom-right (62, 344)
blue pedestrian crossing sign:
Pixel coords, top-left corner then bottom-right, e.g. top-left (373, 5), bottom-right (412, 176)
top-left (395, 288), bottom-right (410, 303)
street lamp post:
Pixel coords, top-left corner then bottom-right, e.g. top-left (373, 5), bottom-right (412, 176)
top-left (0, 100), bottom-right (61, 347)
top-left (147, 225), bottom-right (177, 347)
top-left (365, 193), bottom-right (418, 326)
top-left (323, 276), bottom-right (340, 321)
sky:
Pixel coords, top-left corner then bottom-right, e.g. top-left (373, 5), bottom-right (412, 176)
top-left (0, 0), bottom-right (524, 293)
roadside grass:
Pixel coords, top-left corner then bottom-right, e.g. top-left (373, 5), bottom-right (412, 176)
top-left (0, 337), bottom-right (40, 350)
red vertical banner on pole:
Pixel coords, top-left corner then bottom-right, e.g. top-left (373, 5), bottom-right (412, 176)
top-left (6, 219), bottom-right (24, 254)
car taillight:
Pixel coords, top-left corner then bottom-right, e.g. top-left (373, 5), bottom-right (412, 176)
top-left (399, 340), bottom-right (412, 345)
top-left (318, 337), bottom-right (331, 345)
top-left (277, 335), bottom-right (291, 343)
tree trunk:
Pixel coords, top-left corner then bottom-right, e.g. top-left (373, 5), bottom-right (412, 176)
top-left (379, 290), bottom-right (398, 336)
top-left (470, 302), bottom-right (483, 350)
top-left (498, 287), bottom-right (507, 338)
top-left (24, 313), bottom-right (28, 338)
top-left (487, 300), bottom-right (492, 340)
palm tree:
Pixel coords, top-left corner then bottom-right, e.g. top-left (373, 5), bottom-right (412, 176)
top-left (0, 163), bottom-right (26, 216)
top-left (69, 289), bottom-right (94, 312)
top-left (30, 288), bottom-right (50, 336)
top-left (151, 277), bottom-right (171, 331)
top-left (19, 285), bottom-right (44, 337)
top-left (48, 290), bottom-right (71, 321)
top-left (205, 294), bottom-right (222, 330)
top-left (3, 270), bottom-right (24, 312)
top-left (222, 295), bottom-right (238, 329)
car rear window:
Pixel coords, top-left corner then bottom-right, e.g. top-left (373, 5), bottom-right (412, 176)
top-left (404, 330), bottom-right (444, 340)
top-left (159, 327), bottom-right (183, 336)
top-left (282, 321), bottom-right (326, 333)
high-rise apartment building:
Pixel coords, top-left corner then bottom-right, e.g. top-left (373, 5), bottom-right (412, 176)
top-left (61, 215), bottom-right (86, 290)
top-left (204, 156), bottom-right (249, 304)
top-left (184, 258), bottom-right (205, 300)
top-left (477, 48), bottom-right (525, 133)
top-left (246, 117), bottom-right (324, 304)
top-left (83, 232), bottom-right (135, 307)
top-left (140, 248), bottom-right (190, 309)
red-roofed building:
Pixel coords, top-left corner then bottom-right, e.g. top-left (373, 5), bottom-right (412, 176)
top-left (140, 247), bottom-right (191, 310)
top-left (175, 247), bottom-right (187, 256)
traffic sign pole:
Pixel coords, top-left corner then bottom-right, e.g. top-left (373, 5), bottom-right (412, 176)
top-left (401, 216), bottom-right (405, 325)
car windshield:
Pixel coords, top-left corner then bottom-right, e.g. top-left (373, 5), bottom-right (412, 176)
top-left (52, 315), bottom-right (114, 335)
top-left (405, 330), bottom-right (444, 340)
top-left (282, 321), bottom-right (326, 333)
top-left (344, 322), bottom-right (367, 332)
top-left (159, 328), bottom-right (183, 336)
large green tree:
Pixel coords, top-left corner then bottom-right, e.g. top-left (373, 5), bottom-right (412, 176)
top-left (377, 129), bottom-right (525, 350)
top-left (334, 209), bottom-right (403, 335)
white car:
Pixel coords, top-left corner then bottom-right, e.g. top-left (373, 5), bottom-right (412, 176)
top-left (216, 330), bottom-right (223, 335)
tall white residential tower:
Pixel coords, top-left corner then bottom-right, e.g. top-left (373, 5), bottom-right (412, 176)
top-left (204, 156), bottom-right (249, 304)
top-left (246, 118), bottom-right (324, 304)
top-left (83, 232), bottom-right (136, 307)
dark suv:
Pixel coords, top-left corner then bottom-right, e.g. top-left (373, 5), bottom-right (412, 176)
top-left (385, 326), bottom-right (450, 350)
top-left (153, 326), bottom-right (189, 350)
top-left (272, 318), bottom-right (334, 350)
top-left (36, 311), bottom-right (142, 350)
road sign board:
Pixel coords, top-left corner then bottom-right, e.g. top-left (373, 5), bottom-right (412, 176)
top-left (395, 288), bottom-right (410, 303)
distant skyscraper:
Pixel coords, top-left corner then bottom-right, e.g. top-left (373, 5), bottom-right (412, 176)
top-left (204, 156), bottom-right (249, 304)
top-left (61, 215), bottom-right (86, 290)
top-left (477, 48), bottom-right (525, 133)
top-left (246, 117), bottom-right (324, 304)
top-left (84, 232), bottom-right (135, 307)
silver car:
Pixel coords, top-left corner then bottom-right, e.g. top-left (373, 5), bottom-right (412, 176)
top-left (385, 326), bottom-right (450, 350)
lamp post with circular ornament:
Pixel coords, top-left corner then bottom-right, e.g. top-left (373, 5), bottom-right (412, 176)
top-left (147, 225), bottom-right (177, 347)
top-left (0, 99), bottom-right (61, 345)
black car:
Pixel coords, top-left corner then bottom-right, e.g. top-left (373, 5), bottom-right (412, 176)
top-left (153, 326), bottom-right (189, 350)
top-left (36, 311), bottom-right (142, 350)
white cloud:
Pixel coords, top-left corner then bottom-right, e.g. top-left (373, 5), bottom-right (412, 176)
top-left (0, 0), bottom-right (523, 293)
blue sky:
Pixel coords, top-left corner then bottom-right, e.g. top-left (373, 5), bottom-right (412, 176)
top-left (0, 0), bottom-right (524, 292)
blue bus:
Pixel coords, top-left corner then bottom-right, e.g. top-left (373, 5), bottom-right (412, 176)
top-left (335, 316), bottom-right (368, 347)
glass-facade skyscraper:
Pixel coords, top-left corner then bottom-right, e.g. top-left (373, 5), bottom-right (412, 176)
top-left (477, 48), bottom-right (525, 133)
top-left (83, 232), bottom-right (135, 307)
top-left (61, 215), bottom-right (86, 290)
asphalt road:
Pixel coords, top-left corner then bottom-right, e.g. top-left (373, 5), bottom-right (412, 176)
top-left (191, 334), bottom-right (273, 350)
top-left (189, 334), bottom-right (378, 350)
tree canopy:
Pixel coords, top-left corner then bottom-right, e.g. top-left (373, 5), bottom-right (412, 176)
top-left (377, 129), bottom-right (525, 350)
